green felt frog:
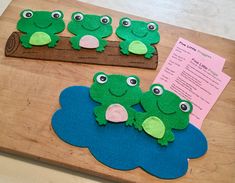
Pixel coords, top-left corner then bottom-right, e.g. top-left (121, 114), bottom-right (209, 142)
top-left (134, 84), bottom-right (193, 146)
top-left (116, 17), bottom-right (160, 59)
top-left (68, 12), bottom-right (113, 52)
top-left (17, 9), bottom-right (65, 48)
top-left (90, 72), bottom-right (142, 126)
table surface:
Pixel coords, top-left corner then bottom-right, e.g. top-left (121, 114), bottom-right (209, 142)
top-left (0, 0), bottom-right (235, 183)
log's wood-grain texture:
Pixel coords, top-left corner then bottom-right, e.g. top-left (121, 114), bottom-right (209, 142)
top-left (0, 0), bottom-right (234, 183)
top-left (5, 32), bottom-right (158, 69)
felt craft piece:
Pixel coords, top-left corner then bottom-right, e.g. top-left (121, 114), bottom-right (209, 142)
top-left (79, 35), bottom-right (99, 48)
top-left (68, 12), bottom-right (113, 52)
top-left (116, 17), bottom-right (160, 59)
top-left (129, 41), bottom-right (148, 54)
top-left (51, 86), bottom-right (208, 179)
top-left (105, 104), bottom-right (128, 122)
top-left (5, 32), bottom-right (158, 69)
top-left (17, 9), bottom-right (65, 48)
top-left (142, 116), bottom-right (165, 138)
top-left (135, 84), bottom-right (193, 146)
top-left (89, 72), bottom-right (142, 126)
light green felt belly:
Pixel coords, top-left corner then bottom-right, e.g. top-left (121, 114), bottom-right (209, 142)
top-left (29, 32), bottom-right (51, 45)
top-left (128, 40), bottom-right (147, 54)
top-left (142, 116), bottom-right (165, 138)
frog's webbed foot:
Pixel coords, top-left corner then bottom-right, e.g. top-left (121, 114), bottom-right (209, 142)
top-left (133, 121), bottom-right (143, 131)
top-left (96, 39), bottom-right (107, 52)
top-left (22, 42), bottom-right (32, 48)
top-left (96, 116), bottom-right (108, 125)
top-left (125, 109), bottom-right (142, 130)
top-left (144, 45), bottom-right (155, 59)
top-left (70, 36), bottom-right (81, 50)
top-left (94, 106), bottom-right (108, 126)
top-left (145, 53), bottom-right (154, 59)
top-left (20, 35), bottom-right (32, 48)
top-left (96, 46), bottom-right (105, 52)
top-left (48, 35), bottom-right (59, 48)
top-left (125, 120), bottom-right (134, 127)
top-left (132, 112), bottom-right (145, 131)
top-left (157, 130), bottom-right (175, 146)
top-left (119, 41), bottom-right (130, 55)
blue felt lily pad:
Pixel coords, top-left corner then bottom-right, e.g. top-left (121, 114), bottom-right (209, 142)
top-left (51, 86), bottom-right (207, 179)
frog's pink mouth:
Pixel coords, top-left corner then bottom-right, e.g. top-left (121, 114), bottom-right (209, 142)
top-left (109, 89), bottom-right (127, 97)
top-left (131, 29), bottom-right (148, 38)
top-left (34, 22), bottom-right (52, 29)
top-left (157, 101), bottom-right (176, 115)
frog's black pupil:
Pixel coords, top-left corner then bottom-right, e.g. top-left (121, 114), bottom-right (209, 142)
top-left (75, 15), bottom-right (81, 20)
top-left (149, 25), bottom-right (154, 29)
top-left (100, 76), bottom-right (106, 81)
top-left (102, 18), bottom-right (108, 23)
top-left (26, 12), bottom-right (32, 17)
top-left (153, 88), bottom-right (160, 94)
top-left (130, 79), bottom-right (136, 85)
top-left (123, 20), bottom-right (129, 26)
top-left (181, 104), bottom-right (187, 111)
top-left (53, 13), bottom-right (59, 18)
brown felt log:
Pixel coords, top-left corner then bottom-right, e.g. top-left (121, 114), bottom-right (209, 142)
top-left (5, 32), bottom-right (158, 69)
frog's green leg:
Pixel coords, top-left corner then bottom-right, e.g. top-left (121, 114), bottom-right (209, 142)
top-left (144, 45), bottom-right (155, 59)
top-left (119, 41), bottom-right (130, 55)
top-left (70, 36), bottom-right (81, 50)
top-left (48, 34), bottom-right (59, 48)
top-left (96, 39), bottom-right (107, 52)
top-left (94, 105), bottom-right (108, 125)
top-left (125, 108), bottom-right (136, 127)
top-left (133, 112), bottom-right (145, 131)
top-left (157, 130), bottom-right (175, 146)
top-left (20, 34), bottom-right (32, 48)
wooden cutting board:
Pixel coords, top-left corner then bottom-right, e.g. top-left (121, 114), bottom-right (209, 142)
top-left (0, 0), bottom-right (235, 182)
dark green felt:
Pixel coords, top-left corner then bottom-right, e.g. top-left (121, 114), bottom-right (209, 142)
top-left (116, 17), bottom-right (160, 59)
top-left (68, 12), bottom-right (113, 52)
top-left (17, 10), bottom-right (65, 48)
top-left (90, 73), bottom-right (192, 146)
top-left (135, 84), bottom-right (193, 146)
top-left (89, 72), bottom-right (142, 126)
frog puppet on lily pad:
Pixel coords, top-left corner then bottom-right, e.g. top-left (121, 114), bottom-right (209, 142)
top-left (17, 9), bottom-right (65, 48)
top-left (116, 17), bottom-right (160, 58)
top-left (134, 84), bottom-right (193, 146)
top-left (90, 73), bottom-right (193, 146)
top-left (68, 12), bottom-right (113, 52)
top-left (90, 72), bottom-right (142, 126)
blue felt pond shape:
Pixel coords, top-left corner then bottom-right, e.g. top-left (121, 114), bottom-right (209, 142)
top-left (51, 86), bottom-right (208, 179)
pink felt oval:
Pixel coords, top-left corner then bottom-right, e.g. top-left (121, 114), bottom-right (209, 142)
top-left (105, 104), bottom-right (128, 123)
top-left (79, 35), bottom-right (99, 48)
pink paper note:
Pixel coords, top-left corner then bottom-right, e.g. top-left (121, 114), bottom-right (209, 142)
top-left (154, 38), bottom-right (230, 128)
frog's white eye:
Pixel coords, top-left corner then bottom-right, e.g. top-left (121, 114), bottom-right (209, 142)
top-left (100, 16), bottom-right (110, 24)
top-left (51, 11), bottom-right (62, 19)
top-left (126, 77), bottom-right (138, 86)
top-left (96, 74), bottom-right (108, 84)
top-left (152, 85), bottom-right (163, 96)
top-left (22, 10), bottom-right (33, 19)
top-left (179, 102), bottom-right (191, 112)
top-left (121, 18), bottom-right (131, 27)
top-left (73, 13), bottom-right (84, 21)
top-left (147, 23), bottom-right (157, 31)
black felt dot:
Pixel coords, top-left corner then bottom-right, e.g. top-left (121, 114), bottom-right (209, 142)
top-left (180, 104), bottom-right (188, 111)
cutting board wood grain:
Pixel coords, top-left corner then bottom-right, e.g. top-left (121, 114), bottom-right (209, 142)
top-left (0, 0), bottom-right (235, 182)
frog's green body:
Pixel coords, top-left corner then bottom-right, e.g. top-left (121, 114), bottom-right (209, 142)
top-left (134, 84), bottom-right (193, 146)
top-left (17, 10), bottom-right (65, 48)
top-left (90, 72), bottom-right (142, 126)
top-left (116, 18), bottom-right (160, 58)
top-left (68, 12), bottom-right (113, 52)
